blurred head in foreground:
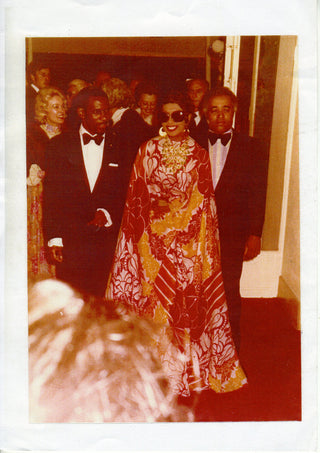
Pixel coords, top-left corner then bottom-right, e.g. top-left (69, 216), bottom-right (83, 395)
top-left (28, 279), bottom-right (192, 423)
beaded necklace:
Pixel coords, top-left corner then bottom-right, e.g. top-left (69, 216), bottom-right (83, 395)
top-left (160, 135), bottom-right (191, 173)
top-left (41, 122), bottom-right (62, 139)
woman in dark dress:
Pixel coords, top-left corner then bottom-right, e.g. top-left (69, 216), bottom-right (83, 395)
top-left (27, 87), bottom-right (67, 282)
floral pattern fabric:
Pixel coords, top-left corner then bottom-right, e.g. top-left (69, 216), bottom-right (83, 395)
top-left (27, 167), bottom-right (55, 282)
top-left (107, 136), bottom-right (247, 396)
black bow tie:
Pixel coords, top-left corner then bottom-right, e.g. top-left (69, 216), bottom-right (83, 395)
top-left (208, 132), bottom-right (232, 146)
top-left (82, 133), bottom-right (104, 145)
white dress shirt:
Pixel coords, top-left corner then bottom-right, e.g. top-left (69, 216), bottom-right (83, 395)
top-left (80, 124), bottom-right (105, 192)
top-left (30, 83), bottom-right (40, 93)
top-left (193, 110), bottom-right (201, 126)
top-left (208, 129), bottom-right (232, 189)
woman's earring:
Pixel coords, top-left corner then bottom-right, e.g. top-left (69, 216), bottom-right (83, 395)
top-left (159, 126), bottom-right (167, 137)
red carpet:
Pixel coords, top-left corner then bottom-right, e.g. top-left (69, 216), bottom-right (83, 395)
top-left (193, 298), bottom-right (301, 421)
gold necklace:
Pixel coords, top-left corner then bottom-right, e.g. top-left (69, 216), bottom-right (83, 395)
top-left (160, 135), bottom-right (191, 173)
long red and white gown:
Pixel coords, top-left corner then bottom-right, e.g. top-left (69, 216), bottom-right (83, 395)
top-left (107, 134), bottom-right (247, 396)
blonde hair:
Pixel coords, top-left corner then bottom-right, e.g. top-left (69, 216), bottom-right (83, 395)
top-left (34, 87), bottom-right (67, 124)
top-left (101, 77), bottom-right (134, 109)
top-left (28, 279), bottom-right (192, 423)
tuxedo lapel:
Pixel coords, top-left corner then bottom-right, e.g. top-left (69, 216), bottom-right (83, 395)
top-left (90, 136), bottom-right (112, 195)
top-left (66, 131), bottom-right (92, 194)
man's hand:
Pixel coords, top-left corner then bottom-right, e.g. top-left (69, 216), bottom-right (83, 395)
top-left (87, 210), bottom-right (109, 228)
top-left (50, 246), bottom-right (63, 263)
top-left (243, 235), bottom-right (261, 261)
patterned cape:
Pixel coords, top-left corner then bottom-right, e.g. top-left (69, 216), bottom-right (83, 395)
top-left (107, 135), bottom-right (247, 396)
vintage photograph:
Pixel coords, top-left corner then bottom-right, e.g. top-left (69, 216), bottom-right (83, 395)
top-left (25, 36), bottom-right (300, 424)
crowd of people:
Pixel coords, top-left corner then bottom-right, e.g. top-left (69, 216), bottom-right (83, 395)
top-left (26, 56), bottom-right (269, 422)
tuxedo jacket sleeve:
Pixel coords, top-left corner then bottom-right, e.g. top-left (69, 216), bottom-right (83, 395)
top-left (214, 132), bottom-right (269, 241)
top-left (43, 130), bottom-right (127, 245)
top-left (246, 135), bottom-right (269, 237)
top-left (26, 85), bottom-right (37, 127)
top-left (26, 122), bottom-right (49, 172)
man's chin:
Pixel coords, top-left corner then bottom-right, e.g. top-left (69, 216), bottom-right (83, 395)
top-left (214, 126), bottom-right (228, 134)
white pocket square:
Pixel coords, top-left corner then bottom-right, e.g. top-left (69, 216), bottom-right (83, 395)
top-left (108, 162), bottom-right (119, 167)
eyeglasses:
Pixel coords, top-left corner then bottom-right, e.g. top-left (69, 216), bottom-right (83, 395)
top-left (159, 110), bottom-right (186, 123)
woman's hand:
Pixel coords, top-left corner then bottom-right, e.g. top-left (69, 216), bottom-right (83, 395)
top-left (49, 246), bottom-right (63, 263)
top-left (27, 164), bottom-right (45, 186)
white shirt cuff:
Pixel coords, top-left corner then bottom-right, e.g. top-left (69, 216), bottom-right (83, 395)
top-left (97, 209), bottom-right (113, 227)
top-left (48, 238), bottom-right (63, 247)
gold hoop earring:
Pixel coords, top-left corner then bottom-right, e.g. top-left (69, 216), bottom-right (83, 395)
top-left (159, 126), bottom-right (167, 137)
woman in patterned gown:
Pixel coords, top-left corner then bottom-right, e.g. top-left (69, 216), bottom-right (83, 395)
top-left (27, 87), bottom-right (67, 283)
top-left (106, 91), bottom-right (247, 397)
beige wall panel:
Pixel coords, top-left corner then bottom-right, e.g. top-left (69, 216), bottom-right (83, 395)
top-left (280, 99), bottom-right (300, 300)
top-left (30, 36), bottom-right (207, 58)
top-left (263, 36), bottom-right (297, 250)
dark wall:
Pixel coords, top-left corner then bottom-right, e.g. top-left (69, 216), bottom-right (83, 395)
top-left (34, 52), bottom-right (205, 95)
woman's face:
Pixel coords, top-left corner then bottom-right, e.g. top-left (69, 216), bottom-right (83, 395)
top-left (138, 94), bottom-right (157, 118)
top-left (161, 103), bottom-right (188, 142)
top-left (46, 95), bottom-right (66, 127)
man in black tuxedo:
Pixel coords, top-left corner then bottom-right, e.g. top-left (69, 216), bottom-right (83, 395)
top-left (196, 86), bottom-right (269, 351)
top-left (43, 88), bottom-right (126, 297)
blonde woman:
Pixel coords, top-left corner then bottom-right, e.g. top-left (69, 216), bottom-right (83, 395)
top-left (27, 87), bottom-right (67, 282)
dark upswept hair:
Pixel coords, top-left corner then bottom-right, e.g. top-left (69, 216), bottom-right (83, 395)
top-left (202, 86), bottom-right (238, 113)
top-left (134, 81), bottom-right (159, 103)
top-left (158, 90), bottom-right (193, 116)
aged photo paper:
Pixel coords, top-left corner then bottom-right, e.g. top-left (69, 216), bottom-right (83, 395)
top-left (1, 0), bottom-right (318, 451)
